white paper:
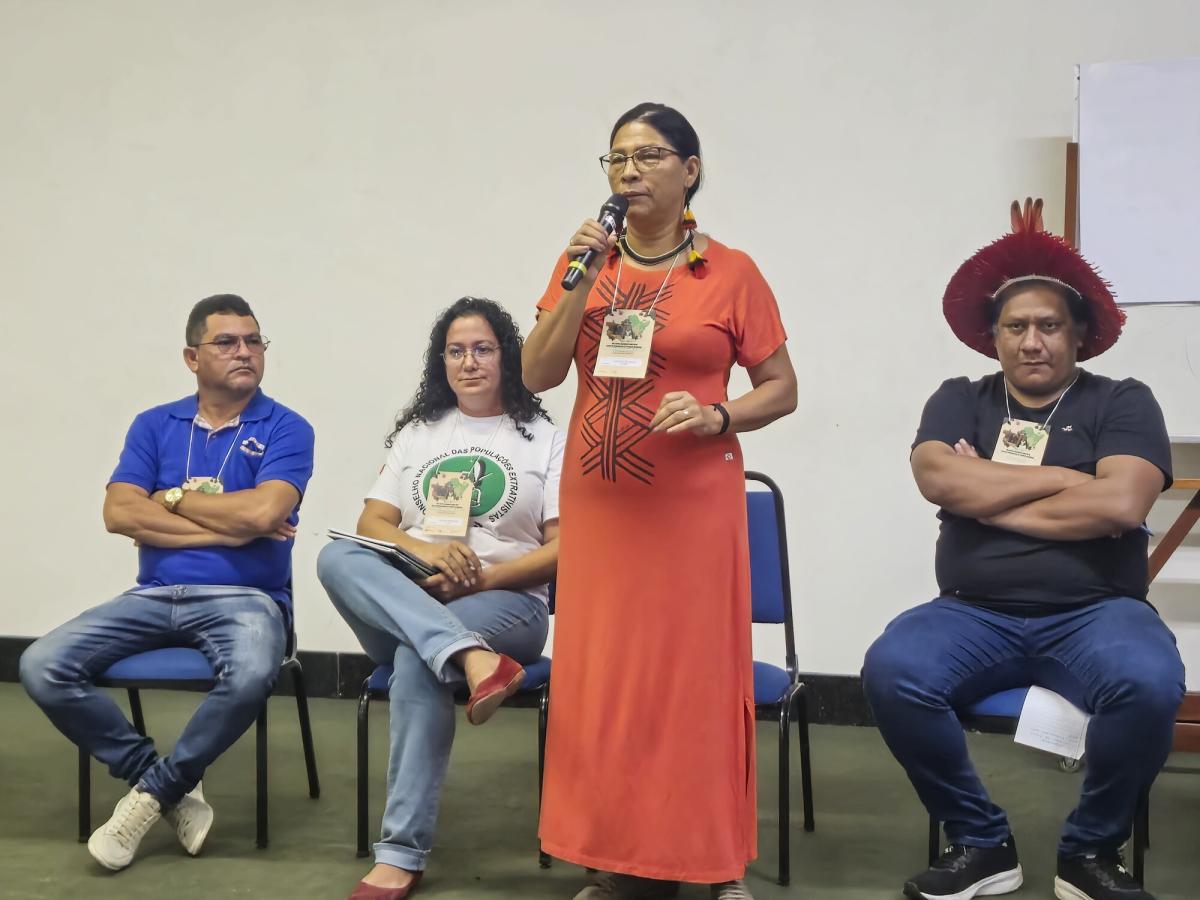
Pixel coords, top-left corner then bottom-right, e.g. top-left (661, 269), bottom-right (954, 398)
top-left (1013, 686), bottom-right (1091, 759)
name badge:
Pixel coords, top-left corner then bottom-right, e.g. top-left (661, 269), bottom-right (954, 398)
top-left (993, 418), bottom-right (1049, 466)
top-left (183, 476), bottom-right (224, 494)
top-left (594, 309), bottom-right (655, 379)
top-left (422, 471), bottom-right (473, 537)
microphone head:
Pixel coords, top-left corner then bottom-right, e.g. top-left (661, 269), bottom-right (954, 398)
top-left (600, 193), bottom-right (630, 225)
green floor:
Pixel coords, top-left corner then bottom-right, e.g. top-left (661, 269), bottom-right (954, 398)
top-left (1, 681), bottom-right (1197, 899)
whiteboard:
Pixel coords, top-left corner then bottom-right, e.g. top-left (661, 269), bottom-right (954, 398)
top-left (1077, 58), bottom-right (1200, 437)
top-left (1077, 58), bottom-right (1200, 305)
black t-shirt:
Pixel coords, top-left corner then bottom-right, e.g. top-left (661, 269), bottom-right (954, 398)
top-left (913, 370), bottom-right (1172, 613)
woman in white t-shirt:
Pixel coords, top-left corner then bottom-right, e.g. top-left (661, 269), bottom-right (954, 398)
top-left (318, 297), bottom-right (564, 900)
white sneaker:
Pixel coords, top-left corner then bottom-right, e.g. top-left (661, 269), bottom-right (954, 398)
top-left (711, 881), bottom-right (755, 900)
top-left (163, 782), bottom-right (214, 856)
top-left (87, 787), bottom-right (162, 870)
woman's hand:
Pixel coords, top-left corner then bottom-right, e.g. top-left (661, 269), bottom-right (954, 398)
top-left (419, 573), bottom-right (472, 602)
top-left (649, 391), bottom-right (724, 436)
top-left (411, 539), bottom-right (482, 586)
top-left (567, 218), bottom-right (618, 281)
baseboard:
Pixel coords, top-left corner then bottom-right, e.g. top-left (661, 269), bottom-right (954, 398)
top-left (0, 636), bottom-right (874, 726)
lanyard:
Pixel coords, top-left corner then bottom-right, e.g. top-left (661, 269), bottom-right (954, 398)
top-left (185, 419), bottom-right (245, 486)
top-left (434, 411), bottom-right (506, 478)
top-left (1003, 373), bottom-right (1079, 431)
top-left (608, 248), bottom-right (684, 317)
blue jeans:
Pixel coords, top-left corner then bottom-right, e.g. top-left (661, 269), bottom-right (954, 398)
top-left (862, 596), bottom-right (1184, 856)
top-left (317, 539), bottom-right (549, 872)
top-left (19, 585), bottom-right (287, 808)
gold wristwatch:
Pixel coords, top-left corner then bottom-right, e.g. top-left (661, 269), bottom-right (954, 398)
top-left (163, 487), bottom-right (185, 513)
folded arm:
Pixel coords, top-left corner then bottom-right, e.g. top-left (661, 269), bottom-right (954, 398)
top-left (911, 440), bottom-right (1093, 518)
top-left (104, 483), bottom-right (240, 548)
top-left (153, 481), bottom-right (300, 540)
top-left (982, 454), bottom-right (1164, 541)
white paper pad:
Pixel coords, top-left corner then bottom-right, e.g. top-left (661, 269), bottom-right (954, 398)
top-left (1013, 686), bottom-right (1091, 759)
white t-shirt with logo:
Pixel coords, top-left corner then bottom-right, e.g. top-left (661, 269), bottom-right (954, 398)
top-left (366, 411), bottom-right (565, 605)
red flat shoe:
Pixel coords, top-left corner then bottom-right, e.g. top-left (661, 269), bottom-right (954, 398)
top-left (348, 871), bottom-right (422, 899)
top-left (465, 654), bottom-right (524, 725)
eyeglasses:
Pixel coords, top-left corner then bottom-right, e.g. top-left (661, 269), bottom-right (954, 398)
top-left (599, 146), bottom-right (681, 175)
top-left (190, 334), bottom-right (270, 356)
top-left (443, 344), bottom-right (498, 363)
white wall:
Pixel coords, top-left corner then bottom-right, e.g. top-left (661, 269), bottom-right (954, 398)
top-left (3, 1), bottom-right (1200, 676)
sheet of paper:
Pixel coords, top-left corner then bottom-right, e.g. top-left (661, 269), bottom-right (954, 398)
top-left (1013, 686), bottom-right (1090, 759)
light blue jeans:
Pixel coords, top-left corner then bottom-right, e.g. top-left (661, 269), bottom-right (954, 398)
top-left (317, 539), bottom-right (549, 871)
top-left (19, 585), bottom-right (287, 807)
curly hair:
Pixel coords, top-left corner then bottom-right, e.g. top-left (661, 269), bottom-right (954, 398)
top-left (386, 297), bottom-right (552, 446)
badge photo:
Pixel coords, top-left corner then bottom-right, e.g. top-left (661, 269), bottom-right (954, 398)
top-left (594, 308), bottom-right (656, 379)
top-left (422, 470), bottom-right (473, 537)
top-left (993, 418), bottom-right (1049, 467)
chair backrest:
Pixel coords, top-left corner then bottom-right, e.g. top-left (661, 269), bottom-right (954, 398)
top-left (745, 471), bottom-right (798, 676)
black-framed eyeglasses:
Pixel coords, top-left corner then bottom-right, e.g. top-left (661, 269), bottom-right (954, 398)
top-left (442, 344), bottom-right (498, 363)
top-left (599, 146), bottom-right (681, 175)
top-left (190, 334), bottom-right (270, 356)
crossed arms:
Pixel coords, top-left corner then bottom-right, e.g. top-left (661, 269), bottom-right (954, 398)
top-left (103, 481), bottom-right (301, 548)
top-left (910, 440), bottom-right (1164, 541)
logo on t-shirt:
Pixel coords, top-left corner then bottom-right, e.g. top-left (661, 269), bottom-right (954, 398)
top-left (240, 436), bottom-right (266, 457)
top-left (412, 450), bottom-right (519, 523)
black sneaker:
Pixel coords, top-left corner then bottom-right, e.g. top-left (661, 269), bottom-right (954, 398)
top-left (1054, 851), bottom-right (1153, 899)
top-left (903, 838), bottom-right (1023, 899)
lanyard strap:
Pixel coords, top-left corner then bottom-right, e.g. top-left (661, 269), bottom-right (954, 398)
top-left (186, 419), bottom-right (245, 485)
top-left (434, 411), bottom-right (507, 479)
top-left (1004, 373), bottom-right (1079, 431)
top-left (608, 248), bottom-right (684, 316)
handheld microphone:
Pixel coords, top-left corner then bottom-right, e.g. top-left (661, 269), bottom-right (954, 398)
top-left (561, 193), bottom-right (629, 291)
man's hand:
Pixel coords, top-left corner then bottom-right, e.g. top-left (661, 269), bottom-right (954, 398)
top-left (953, 439), bottom-right (980, 458)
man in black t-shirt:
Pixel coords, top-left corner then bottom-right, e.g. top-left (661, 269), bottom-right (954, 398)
top-left (862, 200), bottom-right (1184, 900)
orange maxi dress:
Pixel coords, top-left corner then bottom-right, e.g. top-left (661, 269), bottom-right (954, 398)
top-left (536, 239), bottom-right (788, 883)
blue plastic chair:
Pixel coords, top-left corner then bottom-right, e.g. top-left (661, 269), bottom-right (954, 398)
top-left (77, 595), bottom-right (320, 849)
top-left (355, 589), bottom-right (554, 860)
top-left (533, 472), bottom-right (813, 886)
top-left (928, 686), bottom-right (1148, 881)
top-left (745, 470), bottom-right (815, 886)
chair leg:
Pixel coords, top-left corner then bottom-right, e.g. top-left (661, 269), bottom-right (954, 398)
top-left (127, 689), bottom-right (146, 737)
top-left (292, 665), bottom-right (321, 799)
top-left (357, 688), bottom-right (371, 859)
top-left (256, 705), bottom-right (268, 849)
top-left (1133, 790), bottom-right (1149, 884)
top-left (1142, 790), bottom-right (1151, 851)
top-left (538, 685), bottom-right (551, 869)
top-left (796, 687), bottom-right (814, 832)
top-left (928, 816), bottom-right (940, 866)
top-left (78, 745), bottom-right (91, 843)
top-left (778, 698), bottom-right (792, 886)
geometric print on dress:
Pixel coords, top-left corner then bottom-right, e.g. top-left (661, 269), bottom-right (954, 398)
top-left (577, 272), bottom-right (677, 483)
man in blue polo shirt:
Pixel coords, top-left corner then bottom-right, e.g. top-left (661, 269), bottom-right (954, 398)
top-left (20, 293), bottom-right (314, 871)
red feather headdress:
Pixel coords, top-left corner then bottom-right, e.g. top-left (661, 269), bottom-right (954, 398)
top-left (942, 198), bottom-right (1124, 360)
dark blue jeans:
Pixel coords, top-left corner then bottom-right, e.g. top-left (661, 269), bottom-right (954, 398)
top-left (862, 596), bottom-right (1184, 857)
top-left (19, 585), bottom-right (287, 807)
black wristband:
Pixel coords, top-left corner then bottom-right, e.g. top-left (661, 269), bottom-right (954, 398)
top-left (711, 402), bottom-right (730, 435)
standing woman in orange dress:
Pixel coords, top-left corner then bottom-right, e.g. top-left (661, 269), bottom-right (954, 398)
top-left (522, 102), bottom-right (798, 900)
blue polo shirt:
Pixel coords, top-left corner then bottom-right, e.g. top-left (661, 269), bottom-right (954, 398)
top-left (109, 390), bottom-right (315, 608)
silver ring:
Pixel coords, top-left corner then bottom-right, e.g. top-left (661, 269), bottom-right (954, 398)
top-left (678, 408), bottom-right (691, 418)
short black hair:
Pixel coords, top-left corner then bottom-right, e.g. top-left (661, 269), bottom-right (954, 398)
top-left (610, 102), bottom-right (703, 205)
top-left (186, 294), bottom-right (259, 346)
top-left (989, 279), bottom-right (1091, 332)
